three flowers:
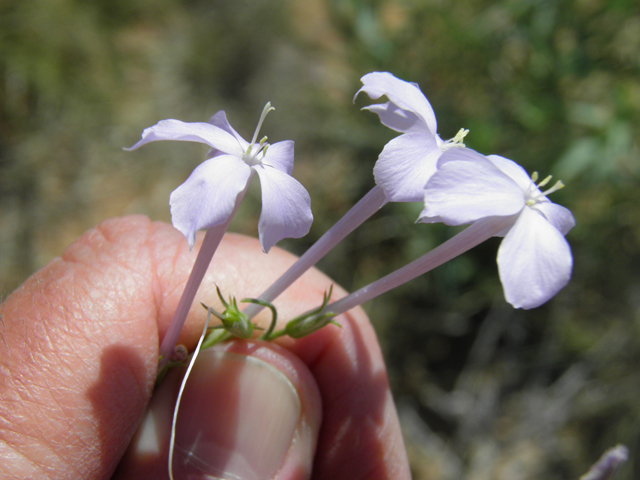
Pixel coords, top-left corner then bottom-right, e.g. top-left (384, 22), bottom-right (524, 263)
top-left (129, 71), bottom-right (574, 310)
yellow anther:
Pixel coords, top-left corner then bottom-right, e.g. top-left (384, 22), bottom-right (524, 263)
top-left (542, 180), bottom-right (565, 196)
top-left (451, 128), bottom-right (469, 145)
top-left (537, 175), bottom-right (553, 188)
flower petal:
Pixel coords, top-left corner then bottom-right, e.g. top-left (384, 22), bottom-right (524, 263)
top-left (205, 111), bottom-right (249, 157)
top-left (534, 202), bottom-right (576, 235)
top-left (373, 131), bottom-right (442, 202)
top-left (208, 111), bottom-right (249, 147)
top-left (126, 119), bottom-right (243, 156)
top-left (362, 101), bottom-right (423, 133)
top-left (356, 72), bottom-right (438, 134)
top-left (486, 154), bottom-right (534, 192)
top-left (421, 149), bottom-right (525, 224)
top-left (169, 155), bottom-right (252, 248)
top-left (263, 140), bottom-right (294, 175)
top-left (254, 166), bottom-right (313, 253)
top-left (497, 207), bottom-right (573, 309)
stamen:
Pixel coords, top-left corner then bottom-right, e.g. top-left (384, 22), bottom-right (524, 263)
top-left (526, 180), bottom-right (565, 206)
top-left (451, 128), bottom-right (469, 145)
top-left (542, 180), bottom-right (564, 196)
top-left (537, 175), bottom-right (553, 188)
top-left (439, 128), bottom-right (470, 152)
top-left (250, 102), bottom-right (275, 145)
top-left (244, 134), bottom-right (271, 165)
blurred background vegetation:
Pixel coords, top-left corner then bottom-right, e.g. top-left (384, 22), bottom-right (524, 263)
top-left (1, 0), bottom-right (639, 478)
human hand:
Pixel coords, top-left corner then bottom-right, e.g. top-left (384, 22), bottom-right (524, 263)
top-left (0, 215), bottom-right (410, 479)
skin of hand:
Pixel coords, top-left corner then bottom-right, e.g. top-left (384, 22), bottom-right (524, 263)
top-left (0, 215), bottom-right (411, 480)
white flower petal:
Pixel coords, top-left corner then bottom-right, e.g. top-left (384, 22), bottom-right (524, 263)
top-left (534, 202), bottom-right (576, 235)
top-left (486, 154), bottom-right (534, 192)
top-left (169, 155), bottom-right (252, 248)
top-left (423, 149), bottom-right (525, 225)
top-left (373, 131), bottom-right (441, 202)
top-left (254, 166), bottom-right (313, 253)
top-left (208, 110), bottom-right (249, 148)
top-left (356, 72), bottom-right (438, 134)
top-left (497, 207), bottom-right (573, 309)
top-left (362, 102), bottom-right (423, 133)
top-left (205, 111), bottom-right (249, 158)
top-left (126, 119), bottom-right (243, 156)
top-left (263, 140), bottom-right (294, 175)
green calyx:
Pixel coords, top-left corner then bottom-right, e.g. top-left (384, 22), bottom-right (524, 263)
top-left (283, 285), bottom-right (339, 339)
top-left (158, 285), bottom-right (340, 385)
top-left (202, 285), bottom-right (256, 339)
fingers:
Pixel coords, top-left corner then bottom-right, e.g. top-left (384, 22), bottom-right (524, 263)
top-left (0, 215), bottom-right (410, 479)
top-left (0, 217), bottom-right (164, 478)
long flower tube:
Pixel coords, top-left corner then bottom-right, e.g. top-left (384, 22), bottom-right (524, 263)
top-left (316, 215), bottom-right (516, 318)
top-left (158, 183), bottom-right (249, 364)
top-left (242, 185), bottom-right (387, 320)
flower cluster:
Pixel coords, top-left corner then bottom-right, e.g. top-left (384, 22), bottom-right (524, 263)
top-left (347, 72), bottom-right (574, 310)
top-left (128, 71), bottom-right (575, 360)
top-left (129, 72), bottom-right (577, 480)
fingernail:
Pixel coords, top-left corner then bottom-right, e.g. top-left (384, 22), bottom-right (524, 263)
top-left (172, 348), bottom-right (302, 480)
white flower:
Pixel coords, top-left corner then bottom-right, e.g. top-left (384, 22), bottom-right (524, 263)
top-left (419, 148), bottom-right (575, 309)
top-left (127, 104), bottom-right (313, 252)
top-left (355, 71), bottom-right (468, 202)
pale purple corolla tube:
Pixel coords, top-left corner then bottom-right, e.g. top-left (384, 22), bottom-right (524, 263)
top-left (241, 185), bottom-right (387, 320)
top-left (580, 445), bottom-right (628, 480)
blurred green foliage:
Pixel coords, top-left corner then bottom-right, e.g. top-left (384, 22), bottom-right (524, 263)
top-left (1, 0), bottom-right (639, 478)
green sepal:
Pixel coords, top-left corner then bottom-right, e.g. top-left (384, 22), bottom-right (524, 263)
top-left (283, 285), bottom-right (338, 339)
top-left (200, 285), bottom-right (254, 339)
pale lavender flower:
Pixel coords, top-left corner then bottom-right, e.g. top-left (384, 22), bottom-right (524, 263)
top-left (419, 148), bottom-right (575, 309)
top-left (355, 71), bottom-right (468, 203)
top-left (127, 104), bottom-right (313, 252)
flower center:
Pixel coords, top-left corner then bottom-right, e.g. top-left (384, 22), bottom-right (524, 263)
top-left (243, 136), bottom-right (270, 166)
top-left (243, 102), bottom-right (275, 167)
top-left (525, 171), bottom-right (565, 206)
top-left (439, 128), bottom-right (469, 152)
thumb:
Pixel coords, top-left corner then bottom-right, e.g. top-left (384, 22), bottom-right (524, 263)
top-left (115, 340), bottom-right (322, 480)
